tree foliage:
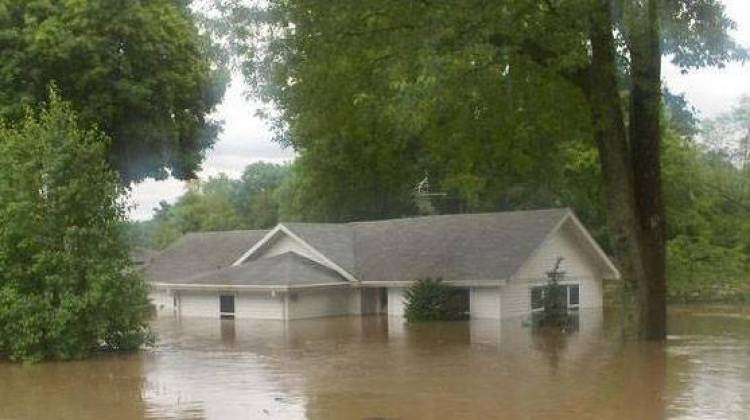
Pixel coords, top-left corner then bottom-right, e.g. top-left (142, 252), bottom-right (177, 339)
top-left (536, 258), bottom-right (573, 328)
top-left (702, 95), bottom-right (750, 171)
top-left (403, 278), bottom-right (469, 322)
top-left (210, 0), bottom-right (599, 221)
top-left (664, 97), bottom-right (750, 302)
top-left (211, 0), bottom-right (745, 338)
top-left (130, 161), bottom-right (291, 249)
top-left (0, 0), bottom-right (227, 183)
top-left (0, 93), bottom-right (151, 362)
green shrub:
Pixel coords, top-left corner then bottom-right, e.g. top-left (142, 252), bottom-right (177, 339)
top-left (404, 278), bottom-right (469, 322)
top-left (0, 92), bottom-right (152, 362)
top-left (534, 257), bottom-right (575, 329)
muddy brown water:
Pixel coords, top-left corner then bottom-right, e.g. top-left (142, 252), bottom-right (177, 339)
top-left (2, 306), bottom-right (750, 420)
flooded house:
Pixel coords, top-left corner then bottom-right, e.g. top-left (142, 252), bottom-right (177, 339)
top-left (145, 208), bottom-right (620, 320)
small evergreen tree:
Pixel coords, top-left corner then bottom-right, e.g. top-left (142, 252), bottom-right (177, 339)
top-left (404, 278), bottom-right (469, 322)
top-left (537, 257), bottom-right (573, 328)
top-left (0, 92), bottom-right (152, 362)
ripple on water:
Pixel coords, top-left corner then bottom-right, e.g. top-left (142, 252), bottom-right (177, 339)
top-left (2, 307), bottom-right (750, 419)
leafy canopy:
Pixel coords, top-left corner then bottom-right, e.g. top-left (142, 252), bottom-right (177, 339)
top-left (211, 0), bottom-right (742, 224)
top-left (0, 0), bottom-right (227, 183)
top-left (203, 0), bottom-right (749, 303)
top-left (0, 92), bottom-right (152, 362)
top-left (130, 161), bottom-right (291, 249)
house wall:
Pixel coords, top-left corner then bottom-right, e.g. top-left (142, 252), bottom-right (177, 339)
top-left (501, 221), bottom-right (604, 318)
top-left (470, 287), bottom-right (501, 319)
top-left (177, 290), bottom-right (285, 319)
top-left (387, 287), bottom-right (406, 316)
top-left (158, 287), bottom-right (360, 320)
top-left (287, 288), bottom-right (361, 320)
top-left (387, 287), bottom-right (502, 319)
top-left (236, 292), bottom-right (286, 319)
top-left (150, 288), bottom-right (174, 316)
top-left (259, 234), bottom-right (330, 268)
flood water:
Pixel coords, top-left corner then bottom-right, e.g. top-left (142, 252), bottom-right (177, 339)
top-left (2, 306), bottom-right (750, 420)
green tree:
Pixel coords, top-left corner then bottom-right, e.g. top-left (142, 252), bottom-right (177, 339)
top-left (404, 278), bottom-right (468, 322)
top-left (662, 95), bottom-right (750, 303)
top-left (0, 0), bottom-right (227, 183)
top-left (235, 162), bottom-right (291, 227)
top-left (216, 0), bottom-right (744, 338)
top-left (143, 162), bottom-right (291, 249)
top-left (0, 93), bottom-right (151, 362)
top-left (703, 95), bottom-right (750, 171)
top-left (537, 258), bottom-right (572, 328)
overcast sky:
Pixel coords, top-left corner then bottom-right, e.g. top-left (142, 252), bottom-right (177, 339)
top-left (127, 0), bottom-right (750, 221)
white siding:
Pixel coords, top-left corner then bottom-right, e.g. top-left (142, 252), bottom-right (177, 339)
top-left (349, 288), bottom-right (363, 315)
top-left (236, 292), bottom-right (285, 319)
top-left (150, 289), bottom-right (174, 316)
top-left (501, 220), bottom-right (604, 318)
top-left (177, 290), bottom-right (285, 319)
top-left (387, 287), bottom-right (406, 316)
top-left (257, 233), bottom-right (330, 268)
top-left (287, 288), bottom-right (360, 319)
top-left (178, 290), bottom-right (220, 318)
top-left (470, 287), bottom-right (501, 319)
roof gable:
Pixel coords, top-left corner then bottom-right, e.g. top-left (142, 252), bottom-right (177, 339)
top-left (232, 224), bottom-right (358, 282)
top-left (525, 211), bottom-right (620, 280)
top-left (282, 223), bottom-right (356, 274)
top-left (144, 230), bottom-right (268, 283)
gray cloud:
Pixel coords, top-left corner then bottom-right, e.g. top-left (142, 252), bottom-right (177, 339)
top-left (128, 77), bottom-right (294, 221)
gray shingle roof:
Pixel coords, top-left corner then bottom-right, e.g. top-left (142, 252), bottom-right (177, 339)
top-left (174, 252), bottom-right (347, 286)
top-left (146, 208), bottom-right (573, 287)
top-left (350, 208), bottom-right (569, 282)
top-left (144, 230), bottom-right (268, 284)
top-left (282, 222), bottom-right (356, 274)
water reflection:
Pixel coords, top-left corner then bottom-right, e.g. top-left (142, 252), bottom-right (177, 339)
top-left (1, 307), bottom-right (750, 419)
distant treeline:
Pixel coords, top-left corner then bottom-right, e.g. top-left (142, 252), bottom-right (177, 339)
top-left (127, 162), bottom-right (291, 249)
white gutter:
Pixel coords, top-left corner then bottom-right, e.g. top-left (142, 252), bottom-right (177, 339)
top-left (359, 279), bottom-right (507, 287)
top-left (152, 282), bottom-right (351, 292)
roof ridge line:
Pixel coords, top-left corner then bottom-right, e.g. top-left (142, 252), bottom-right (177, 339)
top-left (281, 208), bottom-right (571, 228)
top-left (347, 208), bottom-right (571, 226)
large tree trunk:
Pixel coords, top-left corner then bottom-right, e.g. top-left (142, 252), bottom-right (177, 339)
top-left (587, 0), bottom-right (665, 339)
top-left (489, 0), bottom-right (668, 339)
top-left (627, 0), bottom-right (667, 339)
top-left (587, 0), bottom-right (644, 331)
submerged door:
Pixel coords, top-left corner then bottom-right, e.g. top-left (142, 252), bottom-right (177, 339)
top-left (361, 288), bottom-right (389, 315)
top-left (379, 288), bottom-right (388, 314)
top-left (219, 295), bottom-right (235, 319)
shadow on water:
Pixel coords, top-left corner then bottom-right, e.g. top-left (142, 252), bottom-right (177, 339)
top-left (2, 306), bottom-right (750, 419)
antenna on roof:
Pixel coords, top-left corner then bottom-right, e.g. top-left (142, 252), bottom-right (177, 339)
top-left (414, 171), bottom-right (446, 215)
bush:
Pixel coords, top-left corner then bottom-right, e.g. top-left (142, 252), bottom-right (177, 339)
top-left (0, 92), bottom-right (152, 362)
top-left (404, 278), bottom-right (469, 322)
top-left (534, 257), bottom-right (575, 329)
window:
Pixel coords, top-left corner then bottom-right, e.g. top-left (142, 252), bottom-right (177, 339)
top-left (569, 285), bottom-right (580, 307)
top-left (530, 284), bottom-right (580, 311)
top-left (531, 287), bottom-right (544, 310)
top-left (220, 295), bottom-right (235, 319)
